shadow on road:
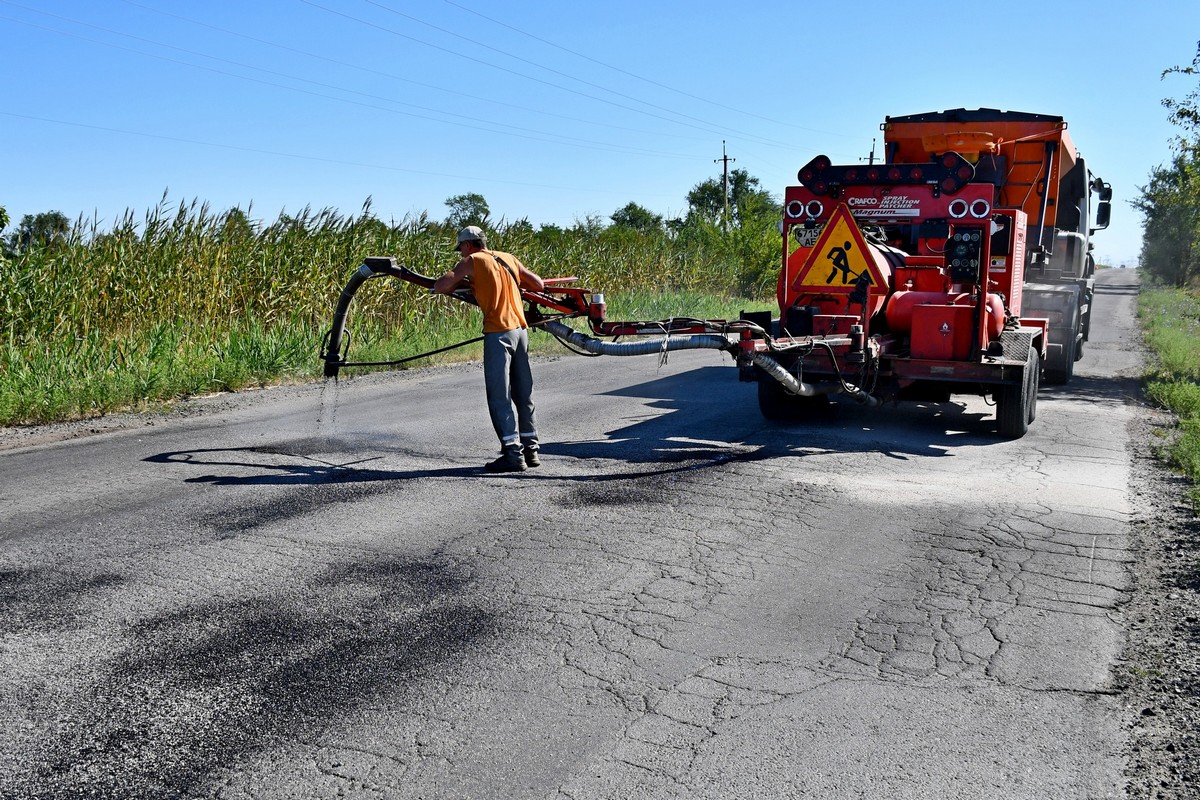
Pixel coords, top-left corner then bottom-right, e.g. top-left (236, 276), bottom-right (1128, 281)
top-left (1039, 373), bottom-right (1144, 405)
top-left (12, 556), bottom-right (495, 799)
top-left (145, 363), bottom-right (1146, 491)
top-left (145, 444), bottom-right (475, 486)
top-left (1094, 282), bottom-right (1140, 297)
top-left (575, 366), bottom-right (1001, 462)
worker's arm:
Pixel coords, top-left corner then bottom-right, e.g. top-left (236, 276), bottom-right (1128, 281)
top-left (517, 262), bottom-right (545, 293)
top-left (432, 256), bottom-right (474, 294)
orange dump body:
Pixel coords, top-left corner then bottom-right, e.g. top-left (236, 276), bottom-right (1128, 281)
top-left (882, 109), bottom-right (1079, 233)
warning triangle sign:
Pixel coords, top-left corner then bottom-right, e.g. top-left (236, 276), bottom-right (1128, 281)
top-left (791, 203), bottom-right (884, 293)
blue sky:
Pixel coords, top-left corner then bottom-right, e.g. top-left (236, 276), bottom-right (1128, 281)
top-left (3, 0), bottom-right (1198, 268)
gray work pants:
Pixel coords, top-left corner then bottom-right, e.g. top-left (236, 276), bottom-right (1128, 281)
top-left (483, 328), bottom-right (538, 449)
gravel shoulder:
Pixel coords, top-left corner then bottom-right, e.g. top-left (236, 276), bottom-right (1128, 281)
top-left (1123, 402), bottom-right (1200, 798)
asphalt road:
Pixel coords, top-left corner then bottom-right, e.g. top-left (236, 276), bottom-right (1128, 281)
top-left (0, 268), bottom-right (1142, 799)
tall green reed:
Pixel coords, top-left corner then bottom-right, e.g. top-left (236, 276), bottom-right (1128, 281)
top-left (0, 196), bottom-right (772, 425)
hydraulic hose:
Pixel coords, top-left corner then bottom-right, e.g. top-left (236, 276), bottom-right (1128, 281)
top-left (322, 262), bottom-right (880, 409)
top-left (750, 351), bottom-right (881, 407)
top-left (750, 352), bottom-right (823, 397)
top-left (541, 320), bottom-right (880, 406)
top-left (539, 319), bottom-right (733, 356)
top-left (322, 263), bottom-right (376, 378)
top-left (321, 258), bottom-right (472, 378)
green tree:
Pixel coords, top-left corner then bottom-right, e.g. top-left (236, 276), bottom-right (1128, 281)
top-left (610, 201), bottom-right (663, 233)
top-left (677, 169), bottom-right (783, 296)
top-left (8, 210), bottom-right (71, 254)
top-left (1139, 44), bottom-right (1200, 286)
top-left (1163, 41), bottom-right (1200, 138)
top-left (444, 193), bottom-right (490, 228)
top-left (685, 169), bottom-right (778, 229)
top-left (1135, 150), bottom-right (1200, 287)
top-left (220, 207), bottom-right (258, 241)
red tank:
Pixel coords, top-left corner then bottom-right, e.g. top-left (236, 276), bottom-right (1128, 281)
top-left (885, 290), bottom-right (1006, 340)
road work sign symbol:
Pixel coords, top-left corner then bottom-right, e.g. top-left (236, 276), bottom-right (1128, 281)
top-left (791, 203), bottom-right (882, 293)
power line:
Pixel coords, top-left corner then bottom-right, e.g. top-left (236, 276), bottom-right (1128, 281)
top-left (113, 0), bottom-right (722, 147)
top-left (0, 1), bottom-right (838, 223)
top-left (0, 109), bottom-right (632, 195)
top-left (355, 0), bottom-right (793, 140)
top-left (439, 0), bottom-right (850, 140)
top-left (0, 7), bottom-right (703, 161)
top-left (297, 0), bottom-right (799, 149)
top-left (1, 0), bottom-right (825, 164)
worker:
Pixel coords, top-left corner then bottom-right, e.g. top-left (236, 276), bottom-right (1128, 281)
top-left (433, 226), bottom-right (545, 473)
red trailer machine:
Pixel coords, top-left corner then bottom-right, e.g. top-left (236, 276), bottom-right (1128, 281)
top-left (736, 109), bottom-right (1110, 438)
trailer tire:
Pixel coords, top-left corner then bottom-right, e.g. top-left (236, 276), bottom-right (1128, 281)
top-left (1044, 311), bottom-right (1078, 385)
top-left (757, 376), bottom-right (829, 421)
top-left (997, 347), bottom-right (1038, 438)
top-left (1026, 349), bottom-right (1040, 425)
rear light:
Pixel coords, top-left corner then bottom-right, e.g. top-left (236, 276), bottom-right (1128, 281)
top-left (797, 152), bottom-right (975, 195)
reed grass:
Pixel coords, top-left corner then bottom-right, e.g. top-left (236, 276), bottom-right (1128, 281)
top-left (0, 197), bottom-right (775, 426)
top-left (1139, 287), bottom-right (1200, 506)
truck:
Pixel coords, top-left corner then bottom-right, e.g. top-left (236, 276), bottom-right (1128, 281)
top-left (321, 108), bottom-right (1112, 440)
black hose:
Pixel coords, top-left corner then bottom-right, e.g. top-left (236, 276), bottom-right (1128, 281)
top-left (321, 258), bottom-right (476, 378)
top-left (321, 263), bottom-right (374, 378)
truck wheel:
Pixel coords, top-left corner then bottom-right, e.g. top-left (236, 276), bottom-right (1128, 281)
top-left (997, 347), bottom-right (1037, 438)
top-left (1044, 311), bottom-right (1078, 385)
top-left (1026, 349), bottom-right (1040, 425)
top-left (757, 376), bottom-right (829, 421)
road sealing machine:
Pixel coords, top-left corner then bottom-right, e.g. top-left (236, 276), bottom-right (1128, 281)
top-left (322, 108), bottom-right (1112, 440)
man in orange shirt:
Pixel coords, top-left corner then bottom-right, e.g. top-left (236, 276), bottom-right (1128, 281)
top-left (433, 226), bottom-right (546, 473)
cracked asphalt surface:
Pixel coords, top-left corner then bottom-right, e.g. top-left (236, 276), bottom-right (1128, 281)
top-left (0, 268), bottom-right (1179, 799)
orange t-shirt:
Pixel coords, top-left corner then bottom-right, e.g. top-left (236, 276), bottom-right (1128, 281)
top-left (469, 250), bottom-right (527, 334)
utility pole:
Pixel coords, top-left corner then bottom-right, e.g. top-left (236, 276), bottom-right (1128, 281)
top-left (860, 138), bottom-right (877, 165)
top-left (715, 140), bottom-right (735, 232)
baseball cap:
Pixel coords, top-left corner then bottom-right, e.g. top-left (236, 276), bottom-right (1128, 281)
top-left (455, 225), bottom-right (487, 250)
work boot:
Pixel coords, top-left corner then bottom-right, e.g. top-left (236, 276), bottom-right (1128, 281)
top-left (485, 446), bottom-right (526, 473)
top-left (523, 444), bottom-right (541, 468)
